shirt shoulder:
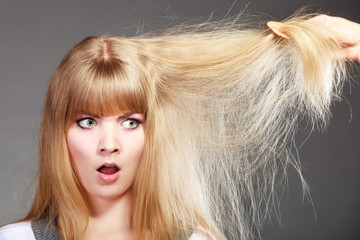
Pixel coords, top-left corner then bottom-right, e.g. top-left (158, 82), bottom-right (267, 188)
top-left (189, 233), bottom-right (210, 240)
top-left (189, 226), bottom-right (218, 240)
top-left (0, 222), bottom-right (36, 240)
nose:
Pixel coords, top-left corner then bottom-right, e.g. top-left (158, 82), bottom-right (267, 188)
top-left (98, 124), bottom-right (121, 155)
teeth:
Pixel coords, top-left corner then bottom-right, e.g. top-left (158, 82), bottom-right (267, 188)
top-left (104, 164), bottom-right (115, 167)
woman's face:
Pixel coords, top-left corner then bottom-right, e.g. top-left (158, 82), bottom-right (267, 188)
top-left (67, 113), bottom-right (145, 201)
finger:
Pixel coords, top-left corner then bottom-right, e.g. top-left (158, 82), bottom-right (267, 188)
top-left (267, 21), bottom-right (290, 39)
top-left (309, 15), bottom-right (360, 45)
top-left (344, 45), bottom-right (360, 63)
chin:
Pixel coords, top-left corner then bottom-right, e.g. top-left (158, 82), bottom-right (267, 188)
top-left (88, 185), bottom-right (133, 201)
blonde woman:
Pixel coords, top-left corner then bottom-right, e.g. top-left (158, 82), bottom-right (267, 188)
top-left (0, 14), bottom-right (359, 240)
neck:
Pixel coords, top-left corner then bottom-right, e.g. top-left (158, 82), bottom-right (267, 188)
top-left (83, 191), bottom-right (136, 239)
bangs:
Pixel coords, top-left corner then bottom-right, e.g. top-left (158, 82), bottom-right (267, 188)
top-left (66, 58), bottom-right (148, 122)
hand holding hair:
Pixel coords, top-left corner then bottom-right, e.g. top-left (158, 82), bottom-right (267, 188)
top-left (268, 15), bottom-right (360, 63)
top-left (309, 15), bottom-right (360, 63)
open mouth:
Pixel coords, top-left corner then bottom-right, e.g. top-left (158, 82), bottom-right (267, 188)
top-left (97, 164), bottom-right (120, 175)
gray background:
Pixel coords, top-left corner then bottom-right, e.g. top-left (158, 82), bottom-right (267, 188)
top-left (0, 0), bottom-right (359, 239)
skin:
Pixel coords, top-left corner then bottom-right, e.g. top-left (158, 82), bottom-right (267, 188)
top-left (311, 15), bottom-right (360, 63)
top-left (67, 113), bottom-right (145, 240)
top-left (268, 15), bottom-right (360, 63)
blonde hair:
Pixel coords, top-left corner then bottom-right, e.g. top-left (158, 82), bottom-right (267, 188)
top-left (24, 13), bottom-right (346, 240)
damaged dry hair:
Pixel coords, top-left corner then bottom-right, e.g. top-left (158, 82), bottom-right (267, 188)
top-left (24, 12), bottom-right (346, 240)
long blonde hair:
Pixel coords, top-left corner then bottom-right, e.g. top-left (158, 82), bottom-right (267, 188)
top-left (24, 12), bottom-right (346, 240)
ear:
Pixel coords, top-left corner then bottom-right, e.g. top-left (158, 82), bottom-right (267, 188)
top-left (267, 21), bottom-right (290, 39)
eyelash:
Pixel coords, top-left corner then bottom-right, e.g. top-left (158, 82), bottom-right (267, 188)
top-left (75, 117), bottom-right (142, 130)
top-left (75, 117), bottom-right (97, 129)
top-left (121, 118), bottom-right (142, 129)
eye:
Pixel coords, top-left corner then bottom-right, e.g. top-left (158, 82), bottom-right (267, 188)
top-left (121, 118), bottom-right (141, 129)
top-left (76, 117), bottom-right (97, 129)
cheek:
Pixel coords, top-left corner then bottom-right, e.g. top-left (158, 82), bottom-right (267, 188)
top-left (66, 128), bottom-right (96, 165)
top-left (123, 134), bottom-right (145, 183)
top-left (128, 132), bottom-right (145, 159)
top-left (121, 131), bottom-right (146, 174)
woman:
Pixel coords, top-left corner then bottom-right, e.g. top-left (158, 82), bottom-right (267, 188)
top-left (0, 13), bottom-right (359, 240)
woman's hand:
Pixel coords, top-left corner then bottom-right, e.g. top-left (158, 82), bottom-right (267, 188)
top-left (309, 15), bottom-right (360, 63)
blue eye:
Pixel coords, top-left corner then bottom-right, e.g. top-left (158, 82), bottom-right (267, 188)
top-left (76, 118), bottom-right (97, 129)
top-left (121, 119), bottom-right (141, 129)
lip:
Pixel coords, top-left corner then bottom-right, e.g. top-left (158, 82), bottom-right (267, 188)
top-left (97, 170), bottom-right (120, 182)
top-left (97, 162), bottom-right (120, 183)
